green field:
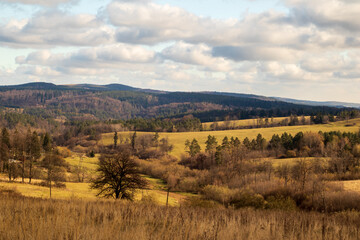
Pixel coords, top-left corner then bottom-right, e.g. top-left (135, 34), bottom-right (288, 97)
top-left (101, 118), bottom-right (360, 159)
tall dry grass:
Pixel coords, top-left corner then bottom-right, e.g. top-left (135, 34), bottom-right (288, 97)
top-left (1, 189), bottom-right (360, 240)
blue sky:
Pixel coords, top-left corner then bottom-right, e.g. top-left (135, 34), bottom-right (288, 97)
top-left (0, 0), bottom-right (359, 103)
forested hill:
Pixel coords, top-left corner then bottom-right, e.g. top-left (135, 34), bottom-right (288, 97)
top-left (0, 82), bottom-right (355, 124)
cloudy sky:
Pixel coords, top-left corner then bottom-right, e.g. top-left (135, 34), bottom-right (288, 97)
top-left (0, 0), bottom-right (359, 103)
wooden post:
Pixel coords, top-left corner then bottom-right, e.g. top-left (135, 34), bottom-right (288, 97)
top-left (22, 155), bottom-right (25, 183)
top-left (166, 188), bottom-right (170, 207)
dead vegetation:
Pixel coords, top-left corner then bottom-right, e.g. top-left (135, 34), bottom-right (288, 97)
top-left (1, 188), bottom-right (360, 240)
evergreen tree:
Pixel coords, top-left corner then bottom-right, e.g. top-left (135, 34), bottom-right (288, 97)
top-left (113, 131), bottom-right (118, 148)
top-left (131, 131), bottom-right (137, 151)
top-left (0, 128), bottom-right (10, 173)
top-left (281, 132), bottom-right (294, 150)
top-left (243, 137), bottom-right (251, 150)
top-left (256, 134), bottom-right (266, 150)
top-left (221, 136), bottom-right (230, 149)
top-left (13, 129), bottom-right (25, 182)
top-left (187, 138), bottom-right (201, 157)
top-left (42, 132), bottom-right (52, 152)
top-left (205, 135), bottom-right (218, 153)
top-left (26, 131), bottom-right (41, 183)
top-left (152, 132), bottom-right (159, 148)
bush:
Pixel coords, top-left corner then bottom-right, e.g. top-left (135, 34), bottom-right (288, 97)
top-left (182, 196), bottom-right (224, 209)
top-left (265, 196), bottom-right (297, 211)
top-left (286, 150), bottom-right (297, 158)
top-left (202, 185), bottom-right (265, 209)
top-left (202, 185), bottom-right (235, 206)
top-left (231, 190), bottom-right (265, 209)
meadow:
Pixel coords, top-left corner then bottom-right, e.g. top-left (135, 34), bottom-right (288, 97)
top-left (1, 190), bottom-right (360, 240)
top-left (0, 153), bottom-right (184, 206)
top-left (101, 118), bottom-right (360, 159)
top-left (201, 116), bottom-right (311, 130)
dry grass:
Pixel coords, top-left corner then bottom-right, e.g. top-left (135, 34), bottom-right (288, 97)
top-left (262, 157), bottom-right (330, 167)
top-left (1, 191), bottom-right (360, 240)
top-left (0, 174), bottom-right (182, 206)
top-left (341, 180), bottom-right (360, 193)
top-left (202, 116), bottom-right (311, 130)
top-left (64, 154), bottom-right (99, 172)
top-left (101, 118), bottom-right (360, 158)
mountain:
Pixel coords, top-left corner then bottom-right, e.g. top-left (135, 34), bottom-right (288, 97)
top-left (0, 82), bottom-right (355, 122)
top-left (0, 82), bottom-right (59, 90)
top-left (273, 97), bottom-right (360, 109)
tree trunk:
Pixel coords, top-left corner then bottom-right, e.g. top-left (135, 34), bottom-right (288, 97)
top-left (29, 159), bottom-right (33, 184)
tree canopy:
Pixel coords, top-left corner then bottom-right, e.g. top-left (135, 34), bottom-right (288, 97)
top-left (90, 151), bottom-right (147, 200)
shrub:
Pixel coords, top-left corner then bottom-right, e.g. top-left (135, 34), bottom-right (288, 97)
top-left (265, 196), bottom-right (297, 211)
top-left (286, 150), bottom-right (297, 158)
top-left (182, 196), bottom-right (223, 209)
top-left (231, 189), bottom-right (265, 209)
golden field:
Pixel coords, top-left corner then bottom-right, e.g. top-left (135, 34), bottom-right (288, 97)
top-left (202, 116), bottom-right (311, 130)
top-left (101, 118), bottom-right (360, 159)
top-left (0, 153), bottom-right (184, 206)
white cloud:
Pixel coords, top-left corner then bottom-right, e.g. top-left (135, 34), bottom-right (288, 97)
top-left (0, 10), bottom-right (114, 47)
top-left (1, 0), bottom-right (75, 7)
top-left (16, 44), bottom-right (157, 69)
top-left (161, 42), bottom-right (232, 71)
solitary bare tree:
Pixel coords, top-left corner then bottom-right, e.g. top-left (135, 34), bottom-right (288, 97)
top-left (90, 151), bottom-right (147, 200)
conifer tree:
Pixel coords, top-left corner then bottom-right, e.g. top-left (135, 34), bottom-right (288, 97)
top-left (26, 131), bottom-right (41, 183)
top-left (113, 131), bottom-right (118, 148)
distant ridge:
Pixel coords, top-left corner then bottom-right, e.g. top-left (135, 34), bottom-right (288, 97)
top-left (0, 82), bottom-right (359, 109)
top-left (1, 82), bottom-right (59, 90)
top-left (273, 97), bottom-right (360, 109)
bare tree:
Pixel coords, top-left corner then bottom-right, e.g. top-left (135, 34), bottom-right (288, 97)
top-left (41, 152), bottom-right (68, 198)
top-left (90, 151), bottom-right (147, 200)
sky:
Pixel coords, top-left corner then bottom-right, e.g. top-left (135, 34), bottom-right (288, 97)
top-left (0, 0), bottom-right (359, 103)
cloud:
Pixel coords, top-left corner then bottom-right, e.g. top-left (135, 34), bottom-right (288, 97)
top-left (0, 10), bottom-right (114, 47)
top-left (1, 0), bottom-right (75, 7)
top-left (16, 44), bottom-right (157, 69)
top-left (161, 42), bottom-right (232, 71)
top-left (212, 46), bottom-right (300, 62)
top-left (285, 0), bottom-right (360, 32)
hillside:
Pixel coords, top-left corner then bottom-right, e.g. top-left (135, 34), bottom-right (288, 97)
top-left (0, 82), bottom-right (352, 123)
top-left (101, 118), bottom-right (360, 158)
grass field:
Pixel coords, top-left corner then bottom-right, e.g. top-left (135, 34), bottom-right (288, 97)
top-left (260, 157), bottom-right (329, 167)
top-left (0, 176), bottom-right (183, 206)
top-left (202, 116), bottom-right (311, 130)
top-left (0, 151), bottom-right (186, 206)
top-left (64, 154), bottom-right (99, 172)
top-left (101, 118), bottom-right (360, 159)
top-left (342, 180), bottom-right (360, 193)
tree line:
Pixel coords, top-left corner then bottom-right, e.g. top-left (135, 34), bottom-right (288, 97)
top-left (0, 128), bottom-right (68, 196)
